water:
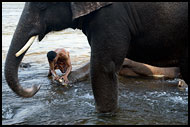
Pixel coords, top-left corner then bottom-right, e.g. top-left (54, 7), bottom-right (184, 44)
top-left (2, 2), bottom-right (188, 125)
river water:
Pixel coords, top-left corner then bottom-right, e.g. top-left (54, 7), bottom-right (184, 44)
top-left (2, 2), bottom-right (188, 125)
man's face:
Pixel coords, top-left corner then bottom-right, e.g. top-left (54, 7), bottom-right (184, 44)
top-left (53, 54), bottom-right (59, 62)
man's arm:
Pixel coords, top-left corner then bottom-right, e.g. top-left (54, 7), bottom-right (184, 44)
top-left (48, 69), bottom-right (52, 76)
top-left (61, 53), bottom-right (72, 83)
top-left (48, 61), bottom-right (59, 80)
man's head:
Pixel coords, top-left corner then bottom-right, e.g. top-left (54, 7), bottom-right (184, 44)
top-left (47, 51), bottom-right (57, 62)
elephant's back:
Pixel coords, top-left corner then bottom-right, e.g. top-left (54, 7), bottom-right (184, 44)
top-left (132, 2), bottom-right (188, 44)
top-left (132, 2), bottom-right (188, 27)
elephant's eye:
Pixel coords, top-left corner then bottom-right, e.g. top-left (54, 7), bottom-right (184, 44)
top-left (35, 2), bottom-right (49, 10)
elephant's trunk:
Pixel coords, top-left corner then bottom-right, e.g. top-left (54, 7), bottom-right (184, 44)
top-left (4, 6), bottom-right (40, 98)
top-left (4, 34), bottom-right (40, 98)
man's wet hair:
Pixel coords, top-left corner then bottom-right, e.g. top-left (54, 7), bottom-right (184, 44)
top-left (47, 51), bottom-right (57, 61)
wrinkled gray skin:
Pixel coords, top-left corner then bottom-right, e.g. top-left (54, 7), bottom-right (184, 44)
top-left (5, 2), bottom-right (188, 113)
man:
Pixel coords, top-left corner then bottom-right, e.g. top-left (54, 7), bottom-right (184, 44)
top-left (47, 48), bottom-right (72, 83)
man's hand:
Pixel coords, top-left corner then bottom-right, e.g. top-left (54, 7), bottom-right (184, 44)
top-left (54, 75), bottom-right (60, 81)
top-left (61, 75), bottom-right (69, 84)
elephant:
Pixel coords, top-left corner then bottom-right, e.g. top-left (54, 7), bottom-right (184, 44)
top-left (68, 59), bottom-right (180, 84)
top-left (4, 2), bottom-right (188, 113)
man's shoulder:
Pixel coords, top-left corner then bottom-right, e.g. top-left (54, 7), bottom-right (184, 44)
top-left (55, 48), bottom-right (68, 54)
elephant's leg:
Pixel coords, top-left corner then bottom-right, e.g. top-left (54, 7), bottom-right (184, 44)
top-left (90, 58), bottom-right (119, 113)
top-left (89, 31), bottom-right (130, 113)
top-left (84, 3), bottom-right (131, 112)
top-left (122, 58), bottom-right (180, 78)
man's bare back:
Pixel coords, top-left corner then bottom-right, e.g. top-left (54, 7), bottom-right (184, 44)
top-left (47, 48), bottom-right (72, 83)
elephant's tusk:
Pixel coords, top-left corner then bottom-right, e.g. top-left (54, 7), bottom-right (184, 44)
top-left (15, 36), bottom-right (36, 57)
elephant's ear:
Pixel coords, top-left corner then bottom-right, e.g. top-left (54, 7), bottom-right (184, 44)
top-left (71, 2), bottom-right (112, 19)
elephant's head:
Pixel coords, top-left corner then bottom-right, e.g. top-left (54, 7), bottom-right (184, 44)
top-left (4, 2), bottom-right (112, 97)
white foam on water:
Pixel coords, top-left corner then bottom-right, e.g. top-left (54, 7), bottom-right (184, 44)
top-left (80, 93), bottom-right (94, 99)
top-left (167, 96), bottom-right (188, 105)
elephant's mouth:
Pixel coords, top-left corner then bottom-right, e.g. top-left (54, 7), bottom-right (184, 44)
top-left (38, 25), bottom-right (52, 42)
top-left (38, 32), bottom-right (46, 42)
